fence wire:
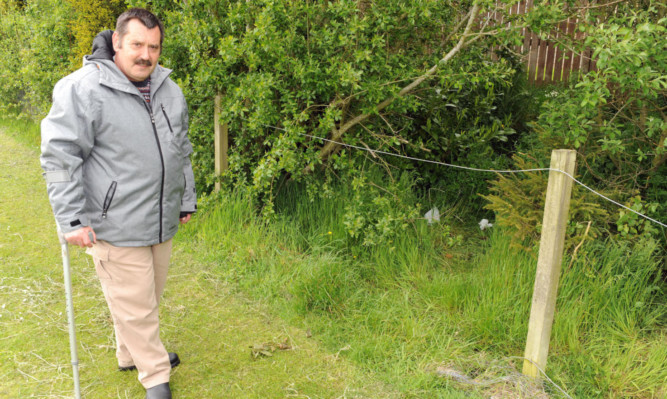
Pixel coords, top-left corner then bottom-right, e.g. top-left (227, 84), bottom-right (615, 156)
top-left (231, 118), bottom-right (667, 229)
top-left (300, 132), bottom-right (667, 229)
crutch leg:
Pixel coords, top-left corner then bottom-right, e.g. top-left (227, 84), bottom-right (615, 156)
top-left (58, 227), bottom-right (81, 399)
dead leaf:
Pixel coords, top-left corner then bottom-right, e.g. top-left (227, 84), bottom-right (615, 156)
top-left (277, 338), bottom-right (291, 350)
top-left (250, 338), bottom-right (291, 359)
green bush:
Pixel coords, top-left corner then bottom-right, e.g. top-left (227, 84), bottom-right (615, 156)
top-left (0, 0), bottom-right (125, 118)
top-left (483, 153), bottom-right (610, 253)
top-left (139, 0), bottom-right (536, 217)
top-left (530, 1), bottom-right (666, 241)
top-left (0, 1), bottom-right (25, 112)
top-left (0, 0), bottom-right (74, 117)
top-left (483, 1), bottom-right (666, 250)
top-left (66, 0), bottom-right (126, 67)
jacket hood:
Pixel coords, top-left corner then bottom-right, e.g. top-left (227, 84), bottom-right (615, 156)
top-left (87, 30), bottom-right (115, 61)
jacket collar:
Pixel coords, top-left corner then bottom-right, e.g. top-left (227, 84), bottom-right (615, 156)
top-left (84, 57), bottom-right (172, 98)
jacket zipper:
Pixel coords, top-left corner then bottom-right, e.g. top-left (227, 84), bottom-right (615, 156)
top-left (144, 102), bottom-right (166, 243)
top-left (101, 181), bottom-right (117, 219)
top-left (161, 104), bottom-right (174, 133)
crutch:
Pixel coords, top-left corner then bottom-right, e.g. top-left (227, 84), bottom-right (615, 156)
top-left (56, 224), bottom-right (82, 399)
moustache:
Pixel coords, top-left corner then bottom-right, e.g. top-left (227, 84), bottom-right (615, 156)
top-left (135, 59), bottom-right (152, 67)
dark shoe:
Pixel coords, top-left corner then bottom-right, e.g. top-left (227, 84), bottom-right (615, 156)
top-left (145, 382), bottom-right (171, 399)
top-left (119, 352), bottom-right (180, 372)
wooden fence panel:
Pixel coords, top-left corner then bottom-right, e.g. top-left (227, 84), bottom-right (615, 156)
top-left (544, 28), bottom-right (558, 82)
top-left (560, 18), bottom-right (576, 83)
top-left (536, 32), bottom-right (550, 84)
top-left (553, 20), bottom-right (567, 82)
top-left (484, 0), bottom-right (599, 85)
top-left (571, 17), bottom-right (584, 79)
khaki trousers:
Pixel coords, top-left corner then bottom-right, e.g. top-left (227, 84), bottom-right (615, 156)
top-left (86, 239), bottom-right (173, 389)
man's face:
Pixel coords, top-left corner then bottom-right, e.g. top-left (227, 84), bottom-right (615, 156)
top-left (112, 19), bottom-right (161, 82)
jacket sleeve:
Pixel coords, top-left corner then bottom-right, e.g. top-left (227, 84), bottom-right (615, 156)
top-left (40, 78), bottom-right (95, 233)
top-left (181, 157), bottom-right (197, 215)
top-left (180, 103), bottom-right (197, 214)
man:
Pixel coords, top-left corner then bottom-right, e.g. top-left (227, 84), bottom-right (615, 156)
top-left (40, 8), bottom-right (196, 399)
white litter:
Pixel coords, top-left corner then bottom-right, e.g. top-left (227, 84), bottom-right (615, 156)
top-left (479, 219), bottom-right (493, 230)
top-left (425, 207), bottom-right (440, 224)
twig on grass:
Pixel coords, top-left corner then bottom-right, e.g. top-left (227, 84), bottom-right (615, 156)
top-left (566, 220), bottom-right (592, 272)
top-left (16, 367), bottom-right (39, 381)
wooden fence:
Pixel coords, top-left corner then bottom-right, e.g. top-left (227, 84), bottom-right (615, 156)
top-left (487, 0), bottom-right (597, 85)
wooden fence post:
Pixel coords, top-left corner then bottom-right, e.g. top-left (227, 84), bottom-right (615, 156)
top-left (523, 149), bottom-right (577, 378)
top-left (214, 93), bottom-right (229, 192)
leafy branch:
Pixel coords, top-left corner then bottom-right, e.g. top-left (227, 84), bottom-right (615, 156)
top-left (307, 2), bottom-right (483, 171)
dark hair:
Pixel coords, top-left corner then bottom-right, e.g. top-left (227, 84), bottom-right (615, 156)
top-left (116, 8), bottom-right (164, 46)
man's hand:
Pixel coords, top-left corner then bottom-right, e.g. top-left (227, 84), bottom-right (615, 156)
top-left (179, 214), bottom-right (192, 224)
top-left (64, 226), bottom-right (97, 248)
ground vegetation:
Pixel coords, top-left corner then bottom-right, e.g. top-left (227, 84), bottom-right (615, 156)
top-left (0, 1), bottom-right (664, 397)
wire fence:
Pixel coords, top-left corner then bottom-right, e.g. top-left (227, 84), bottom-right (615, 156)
top-left (221, 119), bottom-right (664, 399)
top-left (228, 118), bottom-right (666, 229)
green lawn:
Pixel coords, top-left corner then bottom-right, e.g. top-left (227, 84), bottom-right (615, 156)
top-left (0, 128), bottom-right (399, 398)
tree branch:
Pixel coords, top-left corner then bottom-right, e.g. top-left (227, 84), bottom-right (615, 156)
top-left (309, 2), bottom-right (482, 170)
top-left (576, 0), bottom-right (628, 11)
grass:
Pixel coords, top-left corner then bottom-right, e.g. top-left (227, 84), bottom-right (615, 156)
top-left (2, 115), bottom-right (664, 398)
top-left (190, 178), bottom-right (666, 398)
top-left (0, 122), bottom-right (402, 398)
top-left (0, 114), bottom-right (41, 148)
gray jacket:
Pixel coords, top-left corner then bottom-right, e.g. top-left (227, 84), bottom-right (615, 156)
top-left (41, 49), bottom-right (196, 246)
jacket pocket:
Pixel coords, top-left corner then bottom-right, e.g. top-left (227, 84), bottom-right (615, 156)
top-left (86, 245), bottom-right (111, 280)
top-left (161, 104), bottom-right (174, 134)
top-left (101, 181), bottom-right (117, 219)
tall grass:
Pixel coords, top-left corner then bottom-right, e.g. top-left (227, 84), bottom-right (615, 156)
top-left (0, 113), bottom-right (41, 149)
top-left (192, 182), bottom-right (665, 398)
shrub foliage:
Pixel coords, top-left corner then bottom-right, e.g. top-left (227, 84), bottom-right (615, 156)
top-left (1, 0), bottom-right (664, 247)
top-left (66, 0), bottom-right (126, 67)
top-left (0, 0), bottom-right (124, 117)
top-left (484, 0), bottom-right (666, 246)
top-left (133, 0), bottom-right (532, 204)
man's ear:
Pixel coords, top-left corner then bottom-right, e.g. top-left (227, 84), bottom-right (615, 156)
top-left (112, 31), bottom-right (120, 52)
